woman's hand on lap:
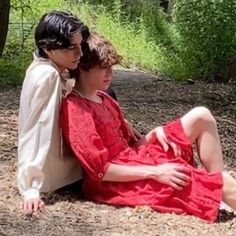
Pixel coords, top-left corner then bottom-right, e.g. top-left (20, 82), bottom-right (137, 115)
top-left (152, 163), bottom-right (191, 190)
top-left (154, 126), bottom-right (181, 157)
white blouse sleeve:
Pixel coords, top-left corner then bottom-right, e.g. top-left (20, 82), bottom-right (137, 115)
top-left (17, 66), bottom-right (61, 200)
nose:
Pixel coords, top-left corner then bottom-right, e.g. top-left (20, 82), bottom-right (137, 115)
top-left (106, 67), bottom-right (112, 75)
top-left (74, 45), bottom-right (83, 57)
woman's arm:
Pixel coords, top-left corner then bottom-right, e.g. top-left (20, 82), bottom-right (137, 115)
top-left (124, 119), bottom-right (143, 142)
top-left (103, 162), bottom-right (191, 190)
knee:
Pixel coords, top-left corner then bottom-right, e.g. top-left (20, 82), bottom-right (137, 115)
top-left (222, 172), bottom-right (232, 193)
top-left (192, 106), bottom-right (216, 126)
top-left (222, 172), bottom-right (230, 182)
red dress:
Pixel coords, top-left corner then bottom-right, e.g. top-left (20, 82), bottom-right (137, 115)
top-left (60, 91), bottom-right (223, 222)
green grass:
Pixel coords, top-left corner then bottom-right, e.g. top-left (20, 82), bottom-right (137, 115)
top-left (1, 0), bottom-right (236, 86)
top-left (2, 0), bottom-right (168, 85)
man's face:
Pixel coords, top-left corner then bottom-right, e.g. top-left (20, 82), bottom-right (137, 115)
top-left (45, 32), bottom-right (83, 72)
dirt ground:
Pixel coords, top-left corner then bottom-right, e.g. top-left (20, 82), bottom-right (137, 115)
top-left (0, 69), bottom-right (236, 236)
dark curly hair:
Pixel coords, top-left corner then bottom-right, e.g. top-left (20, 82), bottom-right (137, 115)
top-left (79, 32), bottom-right (122, 71)
top-left (35, 11), bottom-right (90, 58)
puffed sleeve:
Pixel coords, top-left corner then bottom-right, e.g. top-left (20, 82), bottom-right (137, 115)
top-left (60, 98), bottom-right (110, 181)
top-left (17, 65), bottom-right (61, 200)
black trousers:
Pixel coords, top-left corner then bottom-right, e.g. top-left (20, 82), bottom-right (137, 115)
top-left (103, 87), bottom-right (117, 101)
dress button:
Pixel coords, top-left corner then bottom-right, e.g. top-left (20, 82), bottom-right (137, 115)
top-left (103, 106), bottom-right (108, 111)
top-left (98, 173), bottom-right (103, 178)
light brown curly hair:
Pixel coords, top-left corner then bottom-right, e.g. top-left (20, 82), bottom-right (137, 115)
top-left (79, 32), bottom-right (122, 71)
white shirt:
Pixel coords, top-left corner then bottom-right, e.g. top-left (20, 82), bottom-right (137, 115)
top-left (17, 56), bottom-right (83, 200)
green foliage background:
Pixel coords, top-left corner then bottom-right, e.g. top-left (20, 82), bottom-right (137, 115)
top-left (1, 0), bottom-right (236, 85)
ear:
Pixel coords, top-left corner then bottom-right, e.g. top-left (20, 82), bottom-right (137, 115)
top-left (43, 48), bottom-right (53, 59)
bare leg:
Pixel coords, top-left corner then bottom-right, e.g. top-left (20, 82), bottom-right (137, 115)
top-left (222, 172), bottom-right (236, 210)
top-left (181, 106), bottom-right (224, 172)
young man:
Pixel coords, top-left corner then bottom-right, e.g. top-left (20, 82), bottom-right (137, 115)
top-left (18, 11), bottom-right (89, 213)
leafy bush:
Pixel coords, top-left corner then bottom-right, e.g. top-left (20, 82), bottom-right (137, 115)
top-left (1, 0), bottom-right (236, 85)
top-left (173, 0), bottom-right (236, 79)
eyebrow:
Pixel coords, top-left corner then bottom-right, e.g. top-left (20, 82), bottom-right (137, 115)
top-left (70, 42), bottom-right (82, 46)
top-left (68, 43), bottom-right (80, 48)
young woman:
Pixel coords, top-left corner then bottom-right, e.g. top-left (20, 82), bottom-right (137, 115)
top-left (60, 32), bottom-right (236, 222)
top-left (17, 11), bottom-right (89, 213)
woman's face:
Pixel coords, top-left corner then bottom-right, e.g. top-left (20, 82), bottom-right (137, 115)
top-left (45, 32), bottom-right (83, 72)
top-left (86, 66), bottom-right (113, 90)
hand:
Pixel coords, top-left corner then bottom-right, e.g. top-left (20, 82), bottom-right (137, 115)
top-left (125, 120), bottom-right (143, 141)
top-left (130, 126), bottom-right (143, 141)
top-left (154, 126), bottom-right (181, 157)
top-left (152, 163), bottom-right (191, 190)
top-left (20, 198), bottom-right (45, 214)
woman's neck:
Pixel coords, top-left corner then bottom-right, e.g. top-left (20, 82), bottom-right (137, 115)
top-left (74, 70), bottom-right (97, 96)
top-left (73, 81), bottom-right (101, 103)
top-left (73, 82), bottom-right (96, 97)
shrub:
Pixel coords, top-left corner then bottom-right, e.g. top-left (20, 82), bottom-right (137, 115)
top-left (173, 0), bottom-right (236, 79)
top-left (1, 0), bottom-right (236, 85)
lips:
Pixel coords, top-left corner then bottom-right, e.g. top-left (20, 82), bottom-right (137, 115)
top-left (104, 80), bottom-right (111, 83)
top-left (73, 59), bottom-right (80, 64)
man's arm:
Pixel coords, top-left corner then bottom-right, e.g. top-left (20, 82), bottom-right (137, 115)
top-left (18, 67), bottom-right (61, 212)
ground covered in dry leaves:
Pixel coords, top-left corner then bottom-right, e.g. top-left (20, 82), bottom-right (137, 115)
top-left (0, 69), bottom-right (236, 235)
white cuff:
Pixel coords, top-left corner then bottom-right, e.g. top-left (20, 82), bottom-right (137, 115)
top-left (23, 189), bottom-right (40, 200)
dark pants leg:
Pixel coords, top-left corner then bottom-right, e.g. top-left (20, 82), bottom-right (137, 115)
top-left (103, 87), bottom-right (117, 101)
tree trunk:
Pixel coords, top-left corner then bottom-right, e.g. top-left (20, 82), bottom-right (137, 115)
top-left (0, 0), bottom-right (10, 57)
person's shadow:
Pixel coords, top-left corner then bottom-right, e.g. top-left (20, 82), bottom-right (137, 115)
top-left (43, 180), bottom-right (236, 223)
top-left (217, 209), bottom-right (236, 222)
top-left (42, 179), bottom-right (85, 206)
